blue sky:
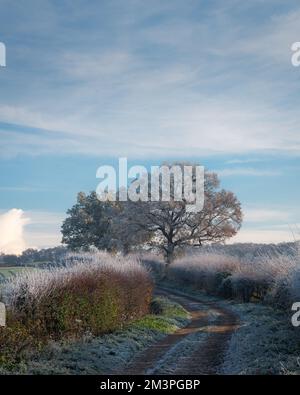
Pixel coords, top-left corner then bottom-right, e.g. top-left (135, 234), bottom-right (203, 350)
top-left (0, 0), bottom-right (300, 251)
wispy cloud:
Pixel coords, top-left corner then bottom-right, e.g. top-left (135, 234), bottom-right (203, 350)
top-left (0, 186), bottom-right (47, 192)
top-left (230, 229), bottom-right (296, 244)
top-left (24, 211), bottom-right (64, 249)
top-left (213, 167), bottom-right (281, 177)
top-left (225, 158), bottom-right (266, 165)
top-left (244, 208), bottom-right (291, 223)
top-left (0, 2), bottom-right (300, 157)
top-left (26, 210), bottom-right (65, 226)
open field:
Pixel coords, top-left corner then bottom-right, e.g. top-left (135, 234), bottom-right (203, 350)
top-left (0, 266), bottom-right (33, 282)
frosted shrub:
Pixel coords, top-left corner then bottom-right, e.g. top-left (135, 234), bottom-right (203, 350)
top-left (167, 253), bottom-right (240, 294)
top-left (1, 252), bottom-right (153, 338)
top-left (265, 254), bottom-right (300, 308)
top-left (229, 272), bottom-right (270, 302)
top-left (145, 246), bottom-right (300, 307)
top-left (134, 251), bottom-right (165, 279)
top-left (290, 266), bottom-right (300, 301)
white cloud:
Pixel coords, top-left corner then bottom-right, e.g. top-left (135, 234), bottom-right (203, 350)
top-left (0, 209), bottom-right (65, 252)
top-left (0, 209), bottom-right (30, 254)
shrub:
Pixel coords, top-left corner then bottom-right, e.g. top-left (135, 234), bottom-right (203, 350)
top-left (165, 252), bottom-right (241, 295)
top-left (150, 299), bottom-right (164, 315)
top-left (1, 252), bottom-right (153, 346)
top-left (144, 246), bottom-right (300, 308)
top-left (0, 315), bottom-right (35, 369)
top-left (260, 254), bottom-right (299, 308)
top-left (136, 252), bottom-right (165, 280)
top-left (218, 276), bottom-right (233, 299)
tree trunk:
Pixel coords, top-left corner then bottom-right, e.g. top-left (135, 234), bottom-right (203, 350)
top-left (162, 242), bottom-right (175, 279)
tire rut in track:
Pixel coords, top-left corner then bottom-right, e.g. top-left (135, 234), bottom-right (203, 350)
top-left (122, 288), bottom-right (239, 375)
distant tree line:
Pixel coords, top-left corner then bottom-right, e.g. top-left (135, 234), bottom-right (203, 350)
top-left (0, 246), bottom-right (67, 267)
top-left (1, 242), bottom-right (296, 268)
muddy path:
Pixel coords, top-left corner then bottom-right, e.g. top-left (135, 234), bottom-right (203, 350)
top-left (122, 287), bottom-right (239, 375)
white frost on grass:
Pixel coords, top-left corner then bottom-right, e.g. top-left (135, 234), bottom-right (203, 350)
top-left (219, 302), bottom-right (300, 375)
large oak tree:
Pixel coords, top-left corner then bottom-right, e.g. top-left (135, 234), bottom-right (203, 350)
top-left (121, 170), bottom-right (242, 263)
top-left (62, 167), bottom-right (242, 263)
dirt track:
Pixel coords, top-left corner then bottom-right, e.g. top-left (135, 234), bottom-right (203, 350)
top-left (123, 288), bottom-right (239, 375)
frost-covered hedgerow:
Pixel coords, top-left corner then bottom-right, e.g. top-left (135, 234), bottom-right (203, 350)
top-left (3, 252), bottom-right (151, 314)
top-left (146, 246), bottom-right (300, 308)
top-left (0, 252), bottom-right (153, 367)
